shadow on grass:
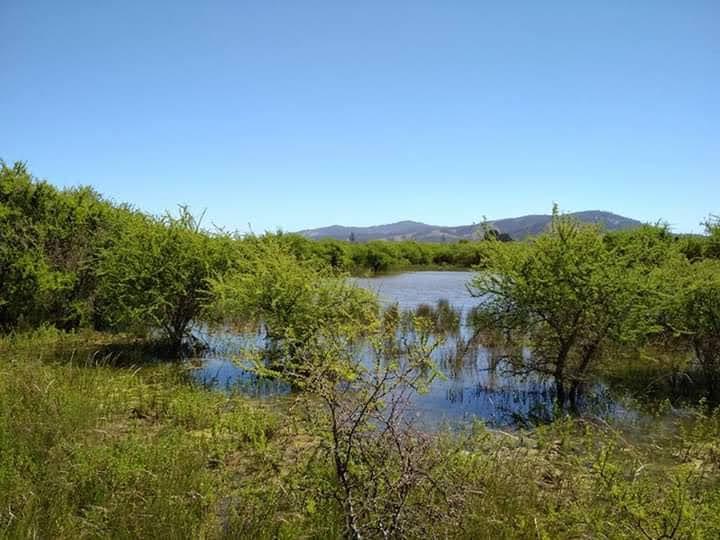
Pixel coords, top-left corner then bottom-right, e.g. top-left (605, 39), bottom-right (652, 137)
top-left (6, 332), bottom-right (210, 368)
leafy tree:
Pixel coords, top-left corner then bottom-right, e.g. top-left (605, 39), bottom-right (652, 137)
top-left (358, 242), bottom-right (395, 273)
top-left (666, 259), bottom-right (720, 388)
top-left (0, 161), bottom-right (122, 330)
top-left (603, 223), bottom-right (676, 268)
top-left (679, 215), bottom-right (720, 262)
top-left (471, 210), bottom-right (659, 404)
top-left (483, 227), bottom-right (513, 243)
top-left (213, 241), bottom-right (458, 538)
top-left (316, 239), bottom-right (352, 271)
top-left (208, 237), bottom-right (377, 360)
top-left (678, 234), bottom-right (707, 262)
top-left (97, 207), bottom-right (233, 350)
top-left (702, 214), bottom-right (720, 259)
top-left (0, 164), bottom-right (44, 328)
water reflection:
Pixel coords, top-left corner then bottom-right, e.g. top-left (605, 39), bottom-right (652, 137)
top-left (192, 271), bottom-right (633, 428)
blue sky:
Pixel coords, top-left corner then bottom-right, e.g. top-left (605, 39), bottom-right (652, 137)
top-left (2, 1), bottom-right (718, 233)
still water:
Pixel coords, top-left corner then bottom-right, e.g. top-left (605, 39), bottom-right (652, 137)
top-left (194, 271), bottom-right (630, 427)
top-left (352, 271), bottom-right (479, 313)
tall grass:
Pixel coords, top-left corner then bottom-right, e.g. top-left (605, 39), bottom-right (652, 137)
top-left (2, 331), bottom-right (720, 538)
top-left (0, 334), bottom-right (288, 538)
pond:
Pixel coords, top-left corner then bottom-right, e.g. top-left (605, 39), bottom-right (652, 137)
top-left (193, 271), bottom-right (642, 428)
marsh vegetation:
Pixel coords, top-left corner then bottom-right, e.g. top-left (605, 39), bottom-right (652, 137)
top-left (2, 162), bottom-right (720, 538)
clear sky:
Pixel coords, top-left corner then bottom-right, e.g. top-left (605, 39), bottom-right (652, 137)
top-left (1, 1), bottom-right (718, 233)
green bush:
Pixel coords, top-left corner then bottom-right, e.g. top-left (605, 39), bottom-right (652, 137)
top-left (209, 237), bottom-right (378, 364)
top-left (471, 209), bottom-right (664, 403)
top-left (665, 259), bottom-right (720, 388)
top-left (0, 161), bottom-right (125, 331)
top-left (96, 207), bottom-right (235, 350)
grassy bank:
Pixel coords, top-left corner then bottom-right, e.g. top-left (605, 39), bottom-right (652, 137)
top-left (0, 331), bottom-right (303, 538)
top-left (2, 331), bottom-right (720, 539)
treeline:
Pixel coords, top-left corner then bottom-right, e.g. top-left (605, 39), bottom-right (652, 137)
top-left (276, 233), bottom-right (500, 273)
top-left (472, 210), bottom-right (720, 401)
top-left (1, 161), bottom-right (127, 331)
top-left (0, 162), bottom-right (497, 338)
top-left (2, 161), bottom-right (719, 363)
top-left (0, 162), bottom-right (241, 348)
top-left (299, 218), bottom-right (718, 274)
top-left (4, 162), bottom-right (720, 537)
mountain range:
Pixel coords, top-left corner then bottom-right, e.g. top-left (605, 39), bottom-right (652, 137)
top-left (298, 211), bottom-right (642, 242)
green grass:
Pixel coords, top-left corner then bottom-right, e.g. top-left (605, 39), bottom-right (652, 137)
top-left (1, 330), bottom-right (720, 539)
top-left (0, 331), bottom-right (305, 538)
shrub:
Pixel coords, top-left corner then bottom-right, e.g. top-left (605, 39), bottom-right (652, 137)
top-left (470, 209), bottom-right (661, 404)
top-left (97, 207), bottom-right (234, 350)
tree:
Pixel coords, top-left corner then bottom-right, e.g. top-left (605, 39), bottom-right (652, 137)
top-left (97, 207), bottom-right (233, 351)
top-left (318, 239), bottom-right (352, 271)
top-left (604, 223), bottom-right (676, 268)
top-left (666, 259), bottom-right (720, 389)
top-left (0, 162), bottom-right (47, 329)
top-left (212, 241), bottom-right (461, 537)
top-left (0, 161), bottom-right (123, 331)
top-left (478, 218), bottom-right (512, 243)
top-left (291, 323), bottom-right (454, 539)
top-left (702, 214), bottom-right (720, 259)
top-left (208, 237), bottom-right (377, 360)
top-left (470, 210), bottom-right (658, 404)
top-left (362, 242), bottom-right (395, 273)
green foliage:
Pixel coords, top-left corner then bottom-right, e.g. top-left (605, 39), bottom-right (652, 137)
top-left (0, 161), bottom-right (499, 339)
top-left (471, 211), bottom-right (663, 400)
top-left (677, 215), bottom-right (720, 261)
top-left (702, 214), bottom-right (720, 259)
top-left (665, 259), bottom-right (720, 387)
top-left (0, 161), bottom-right (125, 330)
top-left (4, 160), bottom-right (720, 538)
top-left (315, 238), bottom-right (354, 270)
top-left (0, 162), bottom-right (238, 344)
top-left (604, 222), bottom-right (677, 268)
top-left (0, 338), bottom-right (282, 538)
top-left (265, 231), bottom-right (491, 274)
top-left (212, 239), bottom-right (460, 537)
top-left (2, 331), bottom-right (720, 538)
top-left (209, 237), bottom-right (378, 353)
top-left (97, 207), bottom-right (235, 349)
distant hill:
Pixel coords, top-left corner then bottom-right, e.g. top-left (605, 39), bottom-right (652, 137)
top-left (298, 211), bottom-right (643, 242)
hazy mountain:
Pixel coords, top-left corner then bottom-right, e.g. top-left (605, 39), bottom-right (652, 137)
top-left (298, 211), bottom-right (643, 242)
